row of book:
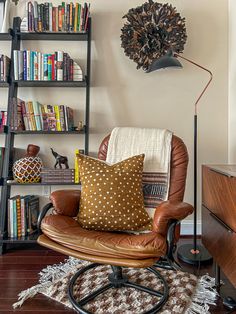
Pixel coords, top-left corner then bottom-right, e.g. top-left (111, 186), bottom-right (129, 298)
top-left (13, 50), bottom-right (83, 81)
top-left (0, 55), bottom-right (10, 82)
top-left (8, 195), bottom-right (39, 238)
top-left (21, 2), bottom-right (90, 33)
top-left (0, 110), bottom-right (7, 131)
top-left (11, 98), bottom-right (76, 132)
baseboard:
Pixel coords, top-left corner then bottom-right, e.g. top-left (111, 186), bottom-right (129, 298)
top-left (180, 221), bottom-right (202, 235)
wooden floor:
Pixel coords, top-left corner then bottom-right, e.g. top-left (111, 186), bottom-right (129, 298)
top-left (0, 239), bottom-right (235, 313)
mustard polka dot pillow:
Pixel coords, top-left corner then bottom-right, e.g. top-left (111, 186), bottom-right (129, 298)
top-left (77, 154), bottom-right (151, 232)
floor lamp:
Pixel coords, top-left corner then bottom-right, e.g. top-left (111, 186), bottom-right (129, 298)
top-left (147, 50), bottom-right (213, 265)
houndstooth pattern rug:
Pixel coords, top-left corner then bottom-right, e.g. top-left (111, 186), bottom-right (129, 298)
top-left (13, 258), bottom-right (218, 314)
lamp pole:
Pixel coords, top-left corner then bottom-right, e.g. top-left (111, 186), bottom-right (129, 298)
top-left (175, 54), bottom-right (213, 264)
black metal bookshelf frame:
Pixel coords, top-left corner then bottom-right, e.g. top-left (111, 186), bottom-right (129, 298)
top-left (0, 16), bottom-right (92, 253)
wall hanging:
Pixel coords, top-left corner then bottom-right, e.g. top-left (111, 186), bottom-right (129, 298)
top-left (120, 0), bottom-right (187, 71)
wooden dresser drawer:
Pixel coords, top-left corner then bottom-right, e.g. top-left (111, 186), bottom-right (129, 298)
top-left (202, 165), bottom-right (236, 232)
top-left (202, 206), bottom-right (236, 288)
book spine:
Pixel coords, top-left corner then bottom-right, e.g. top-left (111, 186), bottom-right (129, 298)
top-left (55, 7), bottom-right (59, 32)
top-left (9, 198), bottom-right (14, 238)
top-left (58, 5), bottom-right (62, 31)
top-left (63, 52), bottom-right (67, 81)
top-left (48, 54), bottom-right (52, 81)
top-left (18, 51), bottom-right (24, 81)
top-left (49, 2), bottom-right (53, 32)
top-left (74, 3), bottom-right (78, 32)
top-left (13, 50), bottom-right (19, 81)
top-left (26, 50), bottom-right (31, 81)
top-left (69, 3), bottom-right (73, 31)
top-left (54, 105), bottom-right (61, 131)
top-left (29, 101), bottom-right (36, 131)
top-left (13, 198), bottom-right (17, 238)
top-left (59, 105), bottom-right (66, 131)
top-left (45, 2), bottom-right (49, 31)
top-left (52, 7), bottom-right (56, 32)
top-left (38, 52), bottom-right (41, 81)
top-left (51, 54), bottom-right (55, 80)
top-left (30, 51), bottom-right (34, 80)
top-left (61, 2), bottom-right (65, 32)
top-left (21, 101), bottom-right (29, 130)
top-left (21, 197), bottom-right (26, 237)
top-left (33, 1), bottom-right (38, 32)
top-left (34, 51), bottom-right (38, 80)
top-left (16, 196), bottom-right (22, 238)
top-left (23, 50), bottom-right (27, 81)
top-left (43, 54), bottom-right (48, 80)
top-left (38, 3), bottom-right (42, 32)
top-left (56, 51), bottom-right (63, 81)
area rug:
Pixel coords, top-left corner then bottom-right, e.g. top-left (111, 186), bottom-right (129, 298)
top-left (13, 257), bottom-right (217, 314)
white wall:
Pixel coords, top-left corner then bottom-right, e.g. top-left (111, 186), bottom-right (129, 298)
top-left (229, 0), bottom-right (236, 163)
top-left (0, 0), bottom-right (229, 233)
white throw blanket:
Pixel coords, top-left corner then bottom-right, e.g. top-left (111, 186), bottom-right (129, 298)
top-left (106, 127), bottom-right (172, 218)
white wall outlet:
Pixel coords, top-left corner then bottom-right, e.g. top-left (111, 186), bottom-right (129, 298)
top-left (42, 185), bottom-right (51, 197)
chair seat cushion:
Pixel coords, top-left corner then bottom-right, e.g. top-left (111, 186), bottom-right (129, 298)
top-left (41, 215), bottom-right (167, 260)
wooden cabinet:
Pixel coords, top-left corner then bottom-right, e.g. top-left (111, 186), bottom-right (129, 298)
top-left (202, 165), bottom-right (236, 288)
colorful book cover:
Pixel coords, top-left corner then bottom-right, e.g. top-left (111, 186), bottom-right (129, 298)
top-left (16, 99), bottom-right (25, 131)
top-left (28, 197), bottom-right (39, 235)
top-left (18, 51), bottom-right (24, 81)
top-left (21, 100), bottom-right (29, 130)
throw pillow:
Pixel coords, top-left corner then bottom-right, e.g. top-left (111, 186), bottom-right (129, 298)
top-left (77, 154), bottom-right (152, 231)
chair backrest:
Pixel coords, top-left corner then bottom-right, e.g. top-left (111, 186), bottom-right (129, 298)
top-left (98, 134), bottom-right (189, 202)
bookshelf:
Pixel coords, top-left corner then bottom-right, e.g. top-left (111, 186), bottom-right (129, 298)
top-left (0, 16), bottom-right (92, 253)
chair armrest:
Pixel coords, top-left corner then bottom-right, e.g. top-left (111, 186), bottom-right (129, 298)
top-left (153, 201), bottom-right (194, 236)
top-left (50, 189), bottom-right (81, 217)
top-left (37, 202), bottom-right (53, 231)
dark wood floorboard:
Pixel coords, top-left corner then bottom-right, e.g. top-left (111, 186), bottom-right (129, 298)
top-left (0, 239), bottom-right (235, 313)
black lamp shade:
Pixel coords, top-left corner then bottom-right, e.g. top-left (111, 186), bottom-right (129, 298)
top-left (146, 51), bottom-right (183, 73)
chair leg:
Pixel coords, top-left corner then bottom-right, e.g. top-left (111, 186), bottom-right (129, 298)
top-left (68, 263), bottom-right (169, 314)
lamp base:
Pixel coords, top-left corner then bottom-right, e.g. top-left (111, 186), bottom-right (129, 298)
top-left (177, 244), bottom-right (213, 265)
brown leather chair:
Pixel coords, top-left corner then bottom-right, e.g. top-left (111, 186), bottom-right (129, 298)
top-left (37, 134), bottom-right (193, 314)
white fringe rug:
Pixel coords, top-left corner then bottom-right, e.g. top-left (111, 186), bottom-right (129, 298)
top-left (13, 257), bottom-right (218, 314)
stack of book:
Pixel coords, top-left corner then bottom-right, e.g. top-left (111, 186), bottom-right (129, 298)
top-left (0, 55), bottom-right (10, 82)
top-left (11, 98), bottom-right (77, 132)
top-left (13, 50), bottom-right (83, 81)
top-left (0, 147), bottom-right (4, 177)
top-left (8, 195), bottom-right (39, 238)
top-left (41, 168), bottom-right (75, 184)
top-left (0, 110), bottom-right (7, 131)
top-left (21, 2), bottom-right (90, 33)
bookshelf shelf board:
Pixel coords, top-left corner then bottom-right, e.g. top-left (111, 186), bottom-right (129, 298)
top-left (0, 81), bottom-right (9, 87)
top-left (15, 31), bottom-right (88, 41)
top-left (0, 33), bottom-right (11, 41)
top-left (13, 80), bottom-right (87, 87)
top-left (12, 129), bottom-right (86, 135)
top-left (2, 232), bottom-right (39, 243)
top-left (7, 181), bottom-right (81, 186)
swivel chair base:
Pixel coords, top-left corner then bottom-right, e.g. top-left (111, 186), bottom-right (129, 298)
top-left (68, 263), bottom-right (169, 314)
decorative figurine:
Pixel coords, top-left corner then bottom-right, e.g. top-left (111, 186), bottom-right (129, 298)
top-left (51, 148), bottom-right (69, 169)
top-left (13, 144), bottom-right (43, 183)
